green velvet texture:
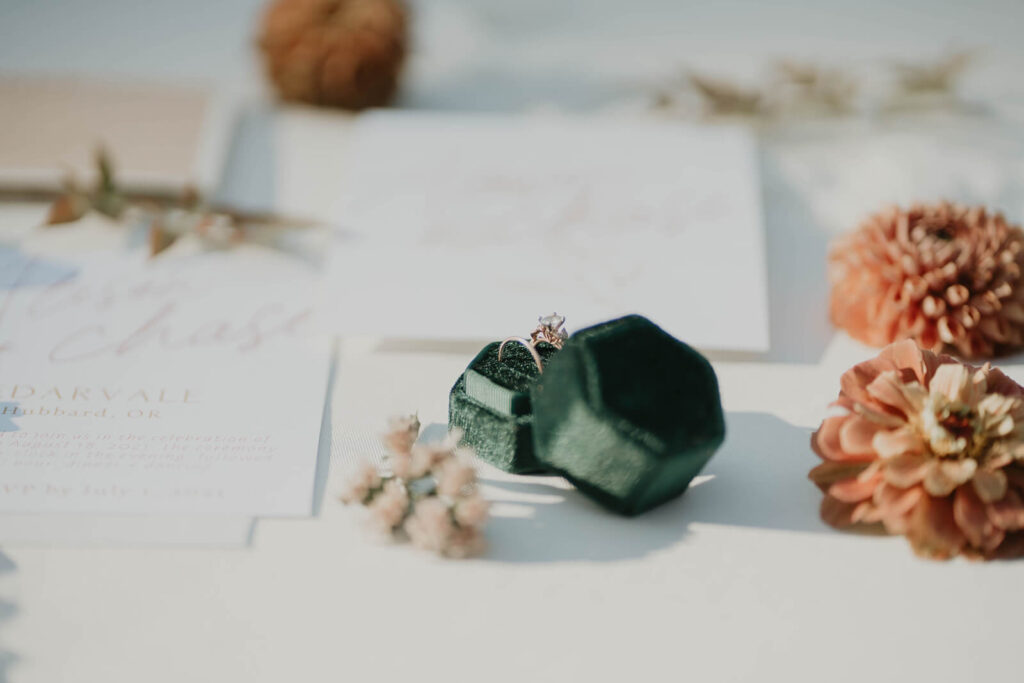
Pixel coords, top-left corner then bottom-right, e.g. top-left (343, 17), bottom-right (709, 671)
top-left (531, 315), bottom-right (725, 516)
top-left (448, 341), bottom-right (559, 474)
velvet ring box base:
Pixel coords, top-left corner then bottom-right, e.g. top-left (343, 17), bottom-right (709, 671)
top-left (448, 341), bottom-right (559, 474)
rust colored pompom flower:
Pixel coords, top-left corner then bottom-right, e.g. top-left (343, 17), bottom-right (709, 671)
top-left (810, 339), bottom-right (1024, 560)
top-left (257, 0), bottom-right (407, 110)
top-left (829, 201), bottom-right (1024, 358)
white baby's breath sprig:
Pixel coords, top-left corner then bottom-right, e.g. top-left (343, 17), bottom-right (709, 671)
top-left (341, 416), bottom-right (489, 558)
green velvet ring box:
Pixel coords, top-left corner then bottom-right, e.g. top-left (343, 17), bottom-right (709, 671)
top-left (449, 314), bottom-right (726, 515)
top-left (448, 341), bottom-right (560, 474)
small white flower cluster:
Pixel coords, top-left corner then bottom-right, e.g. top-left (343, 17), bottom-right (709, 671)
top-left (340, 416), bottom-right (489, 558)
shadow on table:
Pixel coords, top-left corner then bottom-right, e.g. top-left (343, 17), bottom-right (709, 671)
top-left (483, 411), bottom-right (827, 563)
top-left (676, 411), bottom-right (824, 532)
top-left (0, 551), bottom-right (17, 682)
top-left (312, 341), bottom-right (338, 516)
top-left (704, 144), bottom-right (834, 366)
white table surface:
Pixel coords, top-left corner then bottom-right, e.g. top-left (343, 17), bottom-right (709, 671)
top-left (5, 2), bottom-right (1024, 682)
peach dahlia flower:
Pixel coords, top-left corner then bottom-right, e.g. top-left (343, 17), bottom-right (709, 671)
top-left (828, 202), bottom-right (1024, 359)
top-left (810, 339), bottom-right (1024, 559)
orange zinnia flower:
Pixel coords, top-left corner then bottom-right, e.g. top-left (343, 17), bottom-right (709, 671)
top-left (811, 339), bottom-right (1024, 559)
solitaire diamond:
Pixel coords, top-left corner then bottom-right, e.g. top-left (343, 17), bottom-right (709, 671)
top-left (533, 313), bottom-right (568, 347)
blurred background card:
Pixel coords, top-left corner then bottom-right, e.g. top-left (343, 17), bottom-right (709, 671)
top-left (0, 76), bottom-right (233, 195)
top-left (315, 112), bottom-right (769, 351)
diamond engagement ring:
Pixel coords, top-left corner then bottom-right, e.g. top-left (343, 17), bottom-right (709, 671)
top-left (497, 314), bottom-right (569, 374)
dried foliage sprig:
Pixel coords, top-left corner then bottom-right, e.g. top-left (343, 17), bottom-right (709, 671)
top-left (340, 416), bottom-right (489, 558)
top-left (811, 340), bottom-right (1024, 560)
top-left (891, 51), bottom-right (973, 96)
top-left (46, 148), bottom-right (126, 225)
top-left (685, 73), bottom-right (765, 118)
top-left (655, 51), bottom-right (973, 122)
top-left (773, 61), bottom-right (859, 116)
top-left (43, 147), bottom-right (316, 257)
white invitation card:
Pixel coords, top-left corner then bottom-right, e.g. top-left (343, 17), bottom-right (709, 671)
top-left (0, 233), bottom-right (329, 517)
top-left (313, 112), bottom-right (769, 351)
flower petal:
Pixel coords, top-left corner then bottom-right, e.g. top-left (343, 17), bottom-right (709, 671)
top-left (810, 415), bottom-right (853, 462)
top-left (872, 483), bottom-right (925, 522)
top-left (953, 485), bottom-right (1005, 552)
top-left (983, 446), bottom-right (1014, 471)
top-left (882, 512), bottom-right (911, 535)
top-left (879, 339), bottom-right (930, 384)
top-left (820, 494), bottom-right (858, 529)
top-left (866, 371), bottom-right (921, 416)
top-left (972, 468), bottom-right (1008, 503)
top-left (919, 349), bottom-right (947, 385)
top-left (930, 363), bottom-right (972, 403)
top-left (923, 461), bottom-right (959, 497)
top-left (883, 453), bottom-right (931, 487)
top-left (839, 415), bottom-right (883, 457)
top-left (872, 426), bottom-right (924, 459)
top-left (906, 495), bottom-right (966, 560)
top-left (985, 367), bottom-right (1024, 398)
top-left (841, 358), bottom-right (896, 407)
top-left (874, 480), bottom-right (924, 508)
top-left (987, 489), bottom-right (1024, 530)
top-left (977, 393), bottom-right (1017, 423)
top-left (808, 461), bottom-right (871, 492)
top-left (853, 403), bottom-right (907, 428)
top-left (940, 458), bottom-right (978, 486)
top-left (829, 471), bottom-right (883, 503)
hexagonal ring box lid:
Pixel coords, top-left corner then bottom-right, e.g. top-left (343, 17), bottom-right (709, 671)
top-left (531, 315), bottom-right (725, 516)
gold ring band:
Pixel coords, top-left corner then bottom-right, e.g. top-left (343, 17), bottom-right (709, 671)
top-left (496, 313), bottom-right (569, 375)
top-left (497, 337), bottom-right (544, 374)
